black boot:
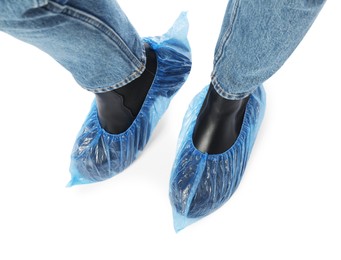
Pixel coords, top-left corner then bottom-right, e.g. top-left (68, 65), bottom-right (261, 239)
top-left (192, 83), bottom-right (250, 154)
top-left (95, 43), bottom-right (157, 134)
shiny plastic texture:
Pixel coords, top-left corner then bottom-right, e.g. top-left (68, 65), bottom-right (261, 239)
top-left (169, 85), bottom-right (266, 231)
top-left (68, 13), bottom-right (191, 186)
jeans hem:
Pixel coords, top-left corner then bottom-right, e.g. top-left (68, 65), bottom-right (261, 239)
top-left (45, 1), bottom-right (146, 92)
top-left (84, 63), bottom-right (145, 93)
top-left (211, 76), bottom-right (256, 100)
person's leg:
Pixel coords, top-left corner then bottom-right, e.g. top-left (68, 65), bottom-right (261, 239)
top-left (170, 0), bottom-right (325, 231)
top-left (69, 13), bottom-right (191, 185)
top-left (0, 0), bottom-right (156, 133)
top-left (0, 0), bottom-right (146, 92)
top-left (195, 0), bottom-right (326, 153)
top-left (0, 1), bottom-right (191, 184)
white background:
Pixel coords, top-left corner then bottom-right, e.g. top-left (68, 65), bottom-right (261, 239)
top-left (0, 1), bottom-right (340, 259)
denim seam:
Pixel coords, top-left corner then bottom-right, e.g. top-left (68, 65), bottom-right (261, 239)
top-left (211, 77), bottom-right (256, 100)
top-left (211, 0), bottom-right (242, 99)
top-left (45, 1), bottom-right (145, 93)
top-left (213, 0), bottom-right (240, 64)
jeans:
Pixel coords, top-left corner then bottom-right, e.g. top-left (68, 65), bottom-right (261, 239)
top-left (0, 0), bottom-right (145, 93)
top-left (0, 0), bottom-right (325, 98)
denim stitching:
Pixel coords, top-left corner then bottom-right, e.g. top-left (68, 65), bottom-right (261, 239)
top-left (214, 0), bottom-right (240, 64)
top-left (211, 77), bottom-right (255, 100)
top-left (85, 41), bottom-right (147, 93)
top-left (83, 69), bottom-right (142, 93)
top-left (46, 1), bottom-right (144, 70)
top-left (44, 1), bottom-right (145, 92)
top-left (210, 0), bottom-right (241, 99)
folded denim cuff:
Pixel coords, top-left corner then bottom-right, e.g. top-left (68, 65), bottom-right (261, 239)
top-left (210, 76), bottom-right (258, 100)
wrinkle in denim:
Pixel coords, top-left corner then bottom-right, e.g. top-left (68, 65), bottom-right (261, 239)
top-left (0, 0), bottom-right (325, 97)
top-left (212, 0), bottom-right (326, 100)
top-left (0, 0), bottom-right (48, 19)
top-left (0, 0), bottom-right (145, 93)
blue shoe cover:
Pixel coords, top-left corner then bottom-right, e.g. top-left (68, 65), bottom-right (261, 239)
top-left (169, 85), bottom-right (266, 231)
top-left (68, 13), bottom-right (191, 186)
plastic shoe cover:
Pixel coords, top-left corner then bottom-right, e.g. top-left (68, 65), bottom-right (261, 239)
top-left (68, 13), bottom-right (191, 186)
top-left (169, 85), bottom-right (266, 231)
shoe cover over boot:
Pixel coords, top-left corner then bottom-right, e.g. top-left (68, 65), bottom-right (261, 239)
top-left (68, 13), bottom-right (191, 186)
top-left (169, 85), bottom-right (266, 231)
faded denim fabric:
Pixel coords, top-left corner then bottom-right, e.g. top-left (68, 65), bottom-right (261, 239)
top-left (0, 0), bottom-right (326, 98)
top-left (212, 0), bottom-right (326, 99)
top-left (0, 0), bottom-right (145, 93)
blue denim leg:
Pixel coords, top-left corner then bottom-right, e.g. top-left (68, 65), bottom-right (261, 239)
top-left (169, 0), bottom-right (326, 231)
top-left (212, 0), bottom-right (326, 100)
top-left (0, 0), bottom-right (145, 92)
